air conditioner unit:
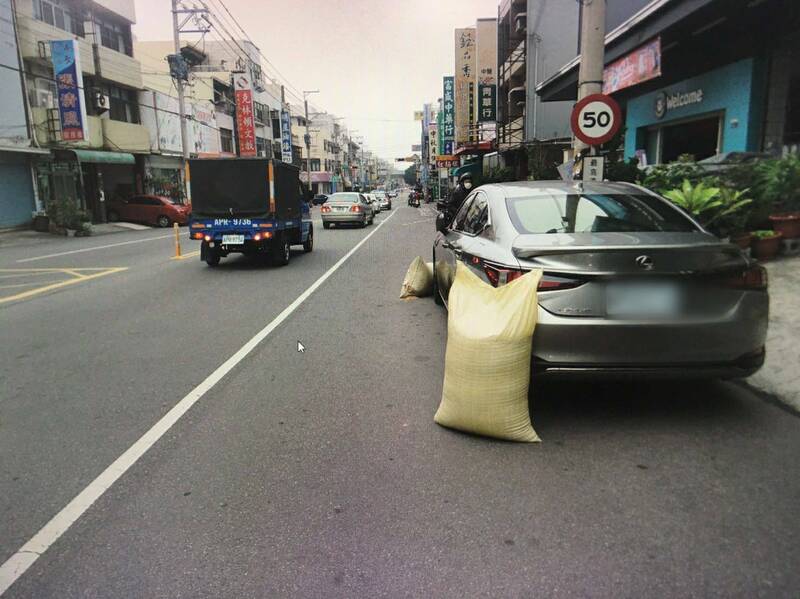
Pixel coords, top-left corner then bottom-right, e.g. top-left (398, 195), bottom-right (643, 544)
top-left (35, 88), bottom-right (55, 109)
top-left (92, 90), bottom-right (110, 113)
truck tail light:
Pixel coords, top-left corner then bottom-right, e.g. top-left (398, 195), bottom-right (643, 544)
top-left (203, 234), bottom-right (211, 242)
top-left (192, 232), bottom-right (204, 240)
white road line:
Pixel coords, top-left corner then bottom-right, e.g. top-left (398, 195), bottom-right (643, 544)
top-left (0, 208), bottom-right (398, 596)
top-left (16, 234), bottom-right (174, 263)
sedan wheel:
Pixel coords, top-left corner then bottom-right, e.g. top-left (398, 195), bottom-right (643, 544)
top-left (156, 215), bottom-right (170, 228)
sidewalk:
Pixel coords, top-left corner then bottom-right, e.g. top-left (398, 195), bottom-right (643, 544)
top-left (0, 222), bottom-right (152, 251)
top-left (750, 255), bottom-right (800, 412)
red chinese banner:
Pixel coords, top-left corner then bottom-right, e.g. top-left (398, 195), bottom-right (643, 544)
top-left (603, 37), bottom-right (661, 95)
top-left (234, 74), bottom-right (257, 157)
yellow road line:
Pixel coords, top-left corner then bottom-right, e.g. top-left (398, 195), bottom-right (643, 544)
top-left (0, 267), bottom-right (128, 305)
top-left (0, 267), bottom-right (117, 273)
top-left (0, 271), bottom-right (69, 279)
top-left (0, 282), bottom-right (46, 290)
top-left (172, 250), bottom-right (200, 260)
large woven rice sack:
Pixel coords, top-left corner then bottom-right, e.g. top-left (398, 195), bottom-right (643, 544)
top-left (434, 262), bottom-right (542, 442)
top-left (400, 256), bottom-right (434, 298)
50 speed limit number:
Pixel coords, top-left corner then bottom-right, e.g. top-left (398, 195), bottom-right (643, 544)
top-left (570, 93), bottom-right (622, 146)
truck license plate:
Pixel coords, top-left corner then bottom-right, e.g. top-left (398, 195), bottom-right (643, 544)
top-left (222, 235), bottom-right (244, 245)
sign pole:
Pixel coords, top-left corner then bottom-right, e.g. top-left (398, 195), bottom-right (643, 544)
top-left (574, 0), bottom-right (607, 156)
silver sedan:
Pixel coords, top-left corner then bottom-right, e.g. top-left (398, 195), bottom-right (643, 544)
top-left (321, 192), bottom-right (374, 229)
top-left (432, 181), bottom-right (769, 379)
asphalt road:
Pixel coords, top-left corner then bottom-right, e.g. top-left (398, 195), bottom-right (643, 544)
top-left (1, 204), bottom-right (799, 598)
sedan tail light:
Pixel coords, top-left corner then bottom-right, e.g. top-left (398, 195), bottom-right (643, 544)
top-left (718, 265), bottom-right (768, 290)
top-left (482, 263), bottom-right (583, 290)
top-left (321, 205), bottom-right (331, 213)
top-left (350, 205), bottom-right (361, 213)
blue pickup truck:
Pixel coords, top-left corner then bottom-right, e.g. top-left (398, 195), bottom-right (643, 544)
top-left (188, 158), bottom-right (313, 267)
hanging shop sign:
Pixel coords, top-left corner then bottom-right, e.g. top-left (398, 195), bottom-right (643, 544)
top-left (436, 156), bottom-right (459, 168)
top-left (280, 105), bottom-right (293, 163)
top-left (570, 93), bottom-right (622, 146)
top-left (50, 40), bottom-right (88, 142)
top-left (442, 76), bottom-right (455, 146)
top-left (477, 84), bottom-right (496, 122)
top-left (234, 73), bottom-right (257, 157)
top-left (603, 37), bottom-right (661, 95)
top-left (454, 28), bottom-right (476, 144)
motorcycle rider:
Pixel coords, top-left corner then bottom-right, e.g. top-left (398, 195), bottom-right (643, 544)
top-left (445, 172), bottom-right (474, 223)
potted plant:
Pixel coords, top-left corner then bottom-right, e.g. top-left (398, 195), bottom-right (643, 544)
top-left (663, 180), bottom-right (752, 237)
top-left (32, 211), bottom-right (50, 232)
top-left (751, 230), bottom-right (783, 261)
top-left (713, 187), bottom-right (755, 247)
top-left (759, 155), bottom-right (800, 238)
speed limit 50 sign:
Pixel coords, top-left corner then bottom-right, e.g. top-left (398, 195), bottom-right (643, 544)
top-left (570, 93), bottom-right (622, 146)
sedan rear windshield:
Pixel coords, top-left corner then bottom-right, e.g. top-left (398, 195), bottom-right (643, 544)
top-left (329, 193), bottom-right (359, 203)
top-left (506, 193), bottom-right (698, 234)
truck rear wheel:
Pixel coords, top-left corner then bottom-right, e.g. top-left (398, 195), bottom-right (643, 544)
top-left (205, 252), bottom-right (220, 267)
top-left (272, 235), bottom-right (291, 266)
top-left (303, 225), bottom-right (314, 253)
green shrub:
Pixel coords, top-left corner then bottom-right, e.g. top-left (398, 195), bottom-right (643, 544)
top-left (756, 154), bottom-right (800, 214)
top-left (663, 179), bottom-right (752, 235)
top-left (752, 229), bottom-right (780, 239)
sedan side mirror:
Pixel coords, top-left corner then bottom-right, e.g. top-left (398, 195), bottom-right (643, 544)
top-left (436, 212), bottom-right (448, 234)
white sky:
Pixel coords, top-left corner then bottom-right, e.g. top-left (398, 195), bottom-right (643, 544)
top-left (132, 0), bottom-right (497, 164)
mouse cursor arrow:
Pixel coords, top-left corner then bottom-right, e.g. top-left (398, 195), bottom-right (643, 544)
top-left (297, 341), bottom-right (306, 353)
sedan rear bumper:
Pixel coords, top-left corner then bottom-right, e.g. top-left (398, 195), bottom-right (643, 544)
top-left (534, 348), bottom-right (765, 380)
top-left (322, 214), bottom-right (366, 224)
top-left (531, 291), bottom-right (768, 378)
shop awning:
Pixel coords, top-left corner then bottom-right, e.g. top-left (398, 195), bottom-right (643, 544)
top-left (70, 150), bottom-right (136, 165)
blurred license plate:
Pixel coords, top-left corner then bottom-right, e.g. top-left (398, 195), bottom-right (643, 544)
top-left (335, 206), bottom-right (348, 212)
top-left (606, 281), bottom-right (681, 318)
top-left (222, 235), bottom-right (244, 245)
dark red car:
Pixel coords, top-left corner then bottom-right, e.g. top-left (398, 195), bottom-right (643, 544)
top-left (106, 195), bottom-right (191, 227)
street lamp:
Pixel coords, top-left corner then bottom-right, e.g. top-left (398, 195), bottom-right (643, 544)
top-left (302, 90), bottom-right (319, 194)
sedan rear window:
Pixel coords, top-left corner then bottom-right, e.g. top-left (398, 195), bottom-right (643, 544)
top-left (506, 193), bottom-right (698, 234)
top-left (329, 193), bottom-right (359, 203)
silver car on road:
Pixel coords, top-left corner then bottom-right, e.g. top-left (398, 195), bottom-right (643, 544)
top-left (321, 192), bottom-right (374, 229)
top-left (433, 181), bottom-right (769, 379)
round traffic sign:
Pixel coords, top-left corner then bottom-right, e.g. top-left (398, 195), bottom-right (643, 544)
top-left (570, 93), bottom-right (622, 146)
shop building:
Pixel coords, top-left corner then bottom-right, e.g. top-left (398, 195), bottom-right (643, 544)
top-left (0, 0), bottom-right (43, 229)
top-left (537, 0), bottom-right (800, 164)
top-left (18, 0), bottom-right (149, 221)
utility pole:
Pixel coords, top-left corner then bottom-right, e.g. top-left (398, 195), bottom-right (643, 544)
top-left (574, 0), bottom-right (606, 155)
top-left (171, 0), bottom-right (190, 162)
top-left (302, 90), bottom-right (319, 194)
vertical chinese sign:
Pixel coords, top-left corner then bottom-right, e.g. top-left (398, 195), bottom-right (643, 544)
top-left (234, 74), bottom-right (256, 157)
top-left (475, 18), bottom-right (497, 137)
top-left (454, 28), bottom-right (475, 146)
top-left (442, 76), bottom-right (455, 155)
top-left (280, 105), bottom-right (293, 163)
top-left (477, 84), bottom-right (496, 122)
top-left (50, 40), bottom-right (88, 142)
